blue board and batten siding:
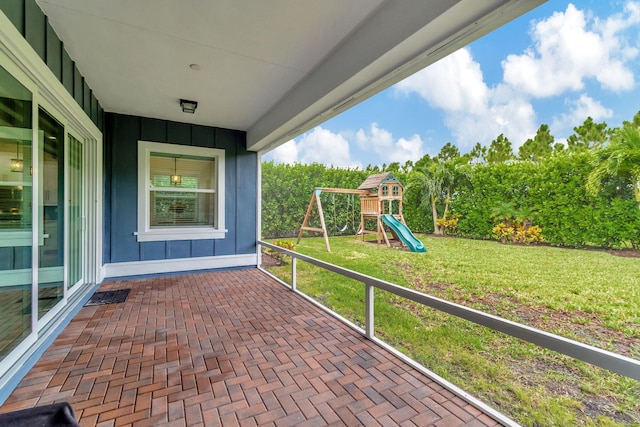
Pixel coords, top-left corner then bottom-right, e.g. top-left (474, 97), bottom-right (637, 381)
top-left (0, 0), bottom-right (104, 130)
top-left (103, 113), bottom-right (257, 265)
top-left (0, 0), bottom-right (103, 271)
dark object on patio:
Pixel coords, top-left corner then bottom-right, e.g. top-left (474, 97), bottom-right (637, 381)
top-left (0, 402), bottom-right (81, 426)
top-left (84, 289), bottom-right (131, 306)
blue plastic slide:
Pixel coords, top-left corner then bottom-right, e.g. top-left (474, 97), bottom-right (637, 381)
top-left (381, 214), bottom-right (426, 252)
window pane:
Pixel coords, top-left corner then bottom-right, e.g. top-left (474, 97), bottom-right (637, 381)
top-left (0, 185), bottom-right (31, 230)
top-left (150, 191), bottom-right (214, 227)
top-left (68, 134), bottom-right (82, 288)
top-left (150, 154), bottom-right (215, 190)
top-left (38, 107), bottom-right (64, 318)
top-left (0, 64), bottom-right (33, 359)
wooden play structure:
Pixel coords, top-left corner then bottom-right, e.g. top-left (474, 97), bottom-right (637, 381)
top-left (357, 172), bottom-right (405, 246)
top-left (297, 172), bottom-right (409, 252)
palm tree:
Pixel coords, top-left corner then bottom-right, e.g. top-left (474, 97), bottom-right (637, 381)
top-left (587, 126), bottom-right (640, 209)
top-left (407, 161), bottom-right (461, 234)
top-left (440, 159), bottom-right (471, 220)
top-left (489, 201), bottom-right (517, 228)
top-left (407, 165), bottom-right (444, 234)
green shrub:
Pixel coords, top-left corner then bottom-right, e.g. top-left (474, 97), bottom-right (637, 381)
top-left (264, 239), bottom-right (296, 264)
top-left (436, 213), bottom-right (460, 235)
top-left (492, 221), bottom-right (543, 244)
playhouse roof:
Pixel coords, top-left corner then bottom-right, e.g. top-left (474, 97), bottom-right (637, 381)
top-left (357, 172), bottom-right (402, 190)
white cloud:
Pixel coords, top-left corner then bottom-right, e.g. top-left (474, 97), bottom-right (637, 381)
top-left (392, 2), bottom-right (640, 149)
top-left (355, 123), bottom-right (393, 150)
top-left (355, 123), bottom-right (424, 163)
top-left (264, 127), bottom-right (361, 168)
top-left (266, 124), bottom-right (424, 167)
top-left (596, 1), bottom-right (640, 56)
top-left (395, 48), bottom-right (488, 114)
top-left (551, 94), bottom-right (613, 132)
top-left (394, 49), bottom-right (537, 148)
top-left (503, 3), bottom-right (639, 97)
top-left (267, 140), bottom-right (298, 165)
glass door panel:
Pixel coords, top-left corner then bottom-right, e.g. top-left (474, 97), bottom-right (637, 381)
top-left (37, 108), bottom-right (64, 319)
top-left (68, 134), bottom-right (82, 289)
top-left (0, 65), bottom-right (33, 358)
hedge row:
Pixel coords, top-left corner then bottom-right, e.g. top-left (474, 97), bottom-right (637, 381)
top-left (261, 162), bottom-right (370, 239)
top-left (453, 153), bottom-right (640, 247)
top-left (262, 155), bottom-right (640, 248)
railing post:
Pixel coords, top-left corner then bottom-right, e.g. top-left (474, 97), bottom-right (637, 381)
top-left (291, 257), bottom-right (297, 291)
top-left (257, 240), bottom-right (640, 381)
top-left (365, 283), bottom-right (374, 339)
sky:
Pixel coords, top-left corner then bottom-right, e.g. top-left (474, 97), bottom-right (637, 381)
top-left (264, 1), bottom-right (640, 169)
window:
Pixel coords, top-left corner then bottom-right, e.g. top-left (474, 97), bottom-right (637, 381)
top-left (0, 63), bottom-right (33, 359)
top-left (381, 185), bottom-right (388, 196)
top-left (392, 185), bottom-right (399, 196)
top-left (135, 141), bottom-right (225, 242)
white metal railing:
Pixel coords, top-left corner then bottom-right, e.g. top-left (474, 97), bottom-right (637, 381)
top-left (258, 240), bottom-right (640, 381)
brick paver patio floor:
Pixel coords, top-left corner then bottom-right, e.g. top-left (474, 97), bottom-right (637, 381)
top-left (0, 268), bottom-right (503, 426)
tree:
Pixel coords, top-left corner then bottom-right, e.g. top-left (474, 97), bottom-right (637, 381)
top-left (400, 160), bottom-right (414, 174)
top-left (587, 125), bottom-right (640, 209)
top-left (407, 161), bottom-right (457, 234)
top-left (386, 162), bottom-right (400, 173)
top-left (622, 110), bottom-right (640, 128)
top-left (487, 134), bottom-right (514, 164)
top-left (519, 124), bottom-right (554, 161)
top-left (468, 142), bottom-right (487, 164)
top-left (408, 166), bottom-right (443, 234)
top-left (414, 153), bottom-right (432, 170)
top-left (552, 143), bottom-right (565, 154)
top-left (437, 142), bottom-right (460, 163)
top-left (441, 159), bottom-right (470, 221)
top-left (406, 155), bottom-right (470, 234)
top-left (567, 117), bottom-right (609, 152)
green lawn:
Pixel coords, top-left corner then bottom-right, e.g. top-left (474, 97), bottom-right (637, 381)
top-left (262, 235), bottom-right (640, 426)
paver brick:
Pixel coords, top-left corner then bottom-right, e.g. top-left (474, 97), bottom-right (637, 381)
top-left (97, 404), bottom-right (134, 423)
top-left (0, 269), bottom-right (504, 426)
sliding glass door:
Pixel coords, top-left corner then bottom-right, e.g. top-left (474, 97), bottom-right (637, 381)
top-left (0, 65), bottom-right (33, 358)
top-left (0, 34), bottom-right (101, 378)
top-left (0, 66), bottom-right (89, 358)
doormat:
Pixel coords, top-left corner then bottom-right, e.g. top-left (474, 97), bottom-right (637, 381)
top-left (85, 289), bottom-right (130, 306)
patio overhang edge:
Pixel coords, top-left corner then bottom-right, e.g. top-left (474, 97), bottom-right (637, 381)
top-left (247, 0), bottom-right (546, 154)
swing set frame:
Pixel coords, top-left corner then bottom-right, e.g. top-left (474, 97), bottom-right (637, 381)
top-left (297, 183), bottom-right (405, 252)
top-left (297, 188), bottom-right (367, 252)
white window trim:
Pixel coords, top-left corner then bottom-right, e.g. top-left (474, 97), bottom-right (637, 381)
top-left (135, 141), bottom-right (226, 242)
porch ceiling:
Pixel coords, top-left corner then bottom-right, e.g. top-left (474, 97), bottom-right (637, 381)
top-left (37, 0), bottom-right (544, 152)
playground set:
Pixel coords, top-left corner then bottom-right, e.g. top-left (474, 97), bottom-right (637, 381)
top-left (296, 172), bottom-right (426, 253)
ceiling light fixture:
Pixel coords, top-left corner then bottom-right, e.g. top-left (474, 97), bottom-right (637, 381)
top-left (10, 142), bottom-right (23, 172)
top-left (170, 157), bottom-right (182, 186)
top-left (180, 99), bottom-right (198, 114)
top-left (10, 158), bottom-right (23, 173)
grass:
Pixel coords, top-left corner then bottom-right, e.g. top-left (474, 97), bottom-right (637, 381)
top-left (262, 235), bottom-right (640, 426)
